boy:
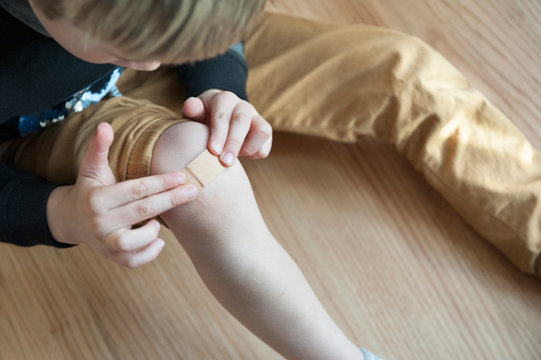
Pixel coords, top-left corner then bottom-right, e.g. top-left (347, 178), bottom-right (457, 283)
top-left (1, 0), bottom-right (379, 359)
top-left (2, 0), bottom-right (540, 358)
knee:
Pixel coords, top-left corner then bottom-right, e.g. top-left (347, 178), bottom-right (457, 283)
top-left (151, 121), bottom-right (210, 175)
top-left (150, 121), bottom-right (226, 219)
top-left (377, 29), bottom-right (466, 86)
top-left (150, 121), bottom-right (261, 237)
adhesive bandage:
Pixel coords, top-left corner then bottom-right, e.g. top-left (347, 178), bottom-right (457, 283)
top-left (181, 149), bottom-right (226, 191)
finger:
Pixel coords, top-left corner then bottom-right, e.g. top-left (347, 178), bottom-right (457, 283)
top-left (182, 97), bottom-right (207, 122)
top-left (78, 122), bottom-right (115, 184)
top-left (109, 184), bottom-right (199, 228)
top-left (220, 101), bottom-right (254, 166)
top-left (95, 171), bottom-right (187, 208)
top-left (113, 237), bottom-right (166, 268)
top-left (244, 136), bottom-right (273, 160)
top-left (238, 115), bottom-right (273, 159)
top-left (105, 219), bottom-right (161, 252)
top-left (208, 91), bottom-right (238, 156)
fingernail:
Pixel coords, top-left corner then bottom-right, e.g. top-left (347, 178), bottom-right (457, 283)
top-left (154, 220), bottom-right (161, 230)
top-left (158, 239), bottom-right (165, 249)
top-left (175, 172), bottom-right (186, 185)
top-left (222, 152), bottom-right (234, 165)
top-left (211, 143), bottom-right (222, 155)
top-left (186, 185), bottom-right (198, 199)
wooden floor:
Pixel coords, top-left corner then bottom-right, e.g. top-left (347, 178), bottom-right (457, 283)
top-left (2, 1), bottom-right (541, 359)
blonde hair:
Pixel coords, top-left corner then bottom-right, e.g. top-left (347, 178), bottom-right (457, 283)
top-left (33, 0), bottom-right (266, 64)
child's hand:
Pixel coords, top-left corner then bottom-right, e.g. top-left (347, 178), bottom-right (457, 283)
top-left (46, 123), bottom-right (198, 268)
top-left (182, 89), bottom-right (272, 166)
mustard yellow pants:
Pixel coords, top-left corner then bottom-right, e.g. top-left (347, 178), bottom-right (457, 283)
top-left (4, 13), bottom-right (540, 276)
top-left (245, 14), bottom-right (541, 275)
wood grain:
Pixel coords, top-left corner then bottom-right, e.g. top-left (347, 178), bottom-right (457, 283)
top-left (2, 1), bottom-right (541, 359)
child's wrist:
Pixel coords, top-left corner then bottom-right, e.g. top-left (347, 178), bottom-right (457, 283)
top-left (47, 185), bottom-right (77, 245)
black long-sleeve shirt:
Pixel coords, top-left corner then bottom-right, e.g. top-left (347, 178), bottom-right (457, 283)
top-left (0, 3), bottom-right (248, 248)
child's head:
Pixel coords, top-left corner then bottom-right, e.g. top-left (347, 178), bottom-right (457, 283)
top-left (29, 0), bottom-right (266, 70)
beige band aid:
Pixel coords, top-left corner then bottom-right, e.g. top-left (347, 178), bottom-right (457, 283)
top-left (181, 149), bottom-right (226, 191)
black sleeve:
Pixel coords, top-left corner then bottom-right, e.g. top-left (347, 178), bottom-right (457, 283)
top-left (0, 162), bottom-right (74, 248)
top-left (177, 42), bottom-right (248, 100)
top-left (0, 6), bottom-right (117, 121)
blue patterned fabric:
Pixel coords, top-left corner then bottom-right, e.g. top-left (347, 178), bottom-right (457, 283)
top-left (18, 67), bottom-right (123, 136)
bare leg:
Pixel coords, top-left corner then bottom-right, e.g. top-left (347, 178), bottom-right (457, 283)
top-left (151, 121), bottom-right (363, 360)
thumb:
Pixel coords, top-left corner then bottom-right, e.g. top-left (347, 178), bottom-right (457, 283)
top-left (182, 96), bottom-right (207, 122)
top-left (78, 122), bottom-right (115, 184)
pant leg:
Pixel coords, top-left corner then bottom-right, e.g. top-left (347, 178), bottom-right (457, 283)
top-left (2, 68), bottom-right (186, 185)
top-left (245, 13), bottom-right (541, 276)
top-left (2, 96), bottom-right (184, 185)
